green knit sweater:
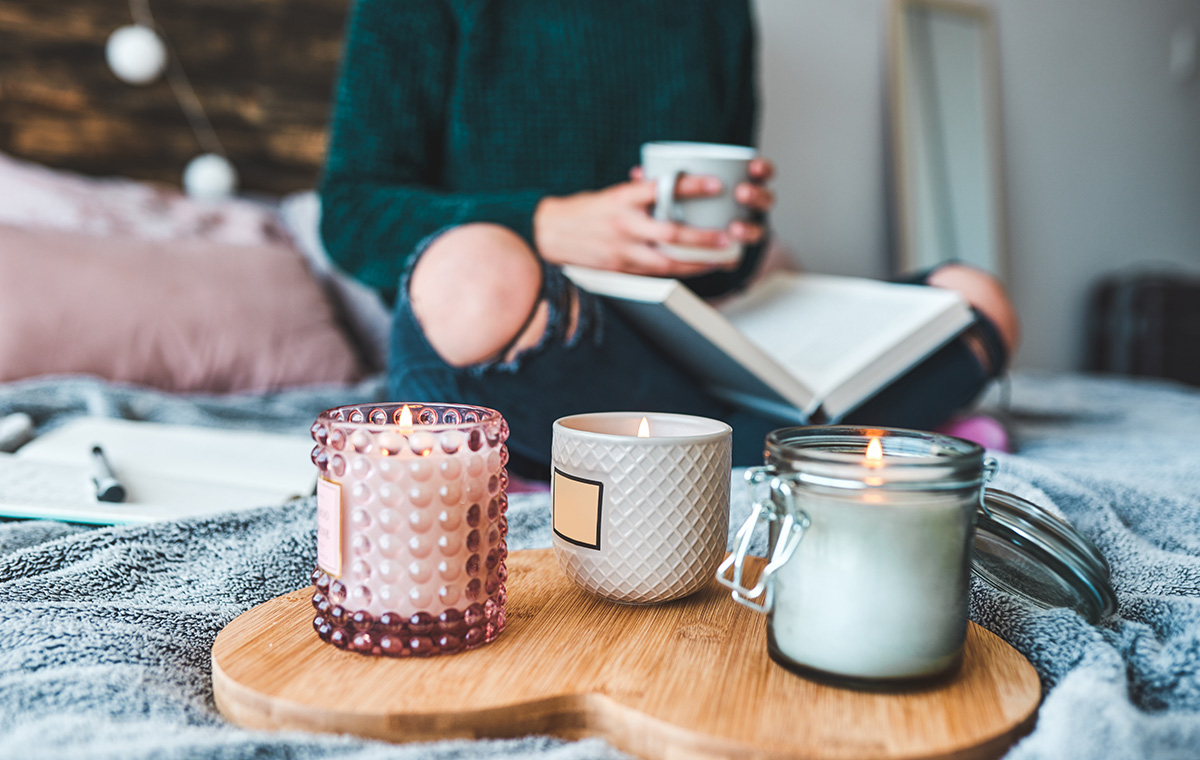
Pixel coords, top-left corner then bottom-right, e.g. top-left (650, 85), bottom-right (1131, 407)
top-left (320, 0), bottom-right (762, 303)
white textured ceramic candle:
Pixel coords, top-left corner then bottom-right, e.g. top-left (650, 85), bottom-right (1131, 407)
top-left (551, 412), bottom-right (732, 604)
top-left (720, 427), bottom-right (991, 687)
top-left (309, 403), bottom-right (509, 657)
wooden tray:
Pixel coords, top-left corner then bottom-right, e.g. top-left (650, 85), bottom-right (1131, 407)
top-left (213, 549), bottom-right (1039, 759)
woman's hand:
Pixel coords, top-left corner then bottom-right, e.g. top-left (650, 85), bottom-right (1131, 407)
top-left (534, 176), bottom-right (733, 278)
top-left (534, 157), bottom-right (776, 277)
top-left (629, 156), bottom-right (775, 247)
top-left (632, 157), bottom-right (776, 244)
top-left (730, 157), bottom-right (775, 245)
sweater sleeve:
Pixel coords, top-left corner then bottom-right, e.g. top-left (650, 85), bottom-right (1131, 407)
top-left (685, 2), bottom-right (767, 299)
top-left (318, 0), bottom-right (544, 300)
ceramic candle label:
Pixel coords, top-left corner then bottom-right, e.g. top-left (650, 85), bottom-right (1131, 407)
top-left (316, 477), bottom-right (342, 577)
top-left (551, 468), bottom-right (603, 550)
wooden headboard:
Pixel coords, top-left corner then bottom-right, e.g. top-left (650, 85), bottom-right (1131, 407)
top-left (0, 0), bottom-right (350, 194)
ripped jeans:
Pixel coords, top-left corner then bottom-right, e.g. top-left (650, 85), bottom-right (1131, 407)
top-left (388, 243), bottom-right (1007, 478)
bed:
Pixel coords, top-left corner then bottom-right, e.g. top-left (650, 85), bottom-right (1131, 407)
top-left (0, 372), bottom-right (1198, 760)
top-left (1, 1), bottom-right (1199, 758)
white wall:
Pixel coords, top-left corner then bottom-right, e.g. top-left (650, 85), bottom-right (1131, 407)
top-left (754, 0), bottom-right (1200, 370)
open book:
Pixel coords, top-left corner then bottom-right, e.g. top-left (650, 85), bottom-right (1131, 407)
top-left (0, 418), bottom-right (316, 525)
top-left (564, 267), bottom-right (974, 423)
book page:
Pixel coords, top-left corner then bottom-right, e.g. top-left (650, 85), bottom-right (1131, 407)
top-left (718, 273), bottom-right (967, 400)
top-left (564, 265), bottom-right (821, 416)
top-left (564, 266), bottom-right (971, 420)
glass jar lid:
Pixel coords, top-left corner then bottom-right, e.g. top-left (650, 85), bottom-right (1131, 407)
top-left (764, 426), bottom-right (988, 490)
top-left (973, 488), bottom-right (1117, 624)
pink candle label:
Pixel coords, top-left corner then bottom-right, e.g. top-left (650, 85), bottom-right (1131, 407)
top-left (316, 478), bottom-right (342, 576)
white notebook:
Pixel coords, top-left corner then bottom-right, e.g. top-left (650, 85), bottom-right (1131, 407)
top-left (0, 418), bottom-right (316, 525)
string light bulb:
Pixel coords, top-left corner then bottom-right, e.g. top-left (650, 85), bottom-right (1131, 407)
top-left (106, 0), bottom-right (238, 199)
top-left (105, 25), bottom-right (167, 85)
top-left (183, 153), bottom-right (239, 200)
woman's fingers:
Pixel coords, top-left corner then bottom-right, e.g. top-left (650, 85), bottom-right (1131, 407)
top-left (618, 180), bottom-right (729, 248)
top-left (628, 171), bottom-right (772, 217)
top-left (623, 173), bottom-right (723, 204)
top-left (748, 157), bottom-right (775, 182)
top-left (619, 179), bottom-right (659, 206)
top-left (735, 182), bottom-right (774, 212)
top-left (606, 177), bottom-right (762, 270)
top-left (728, 220), bottom-right (765, 245)
top-left (673, 174), bottom-right (722, 199)
top-left (622, 211), bottom-right (729, 250)
top-left (617, 244), bottom-right (724, 278)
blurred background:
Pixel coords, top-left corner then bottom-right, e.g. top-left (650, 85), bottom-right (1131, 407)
top-left (1, 0), bottom-right (1197, 376)
top-left (756, 0), bottom-right (1200, 372)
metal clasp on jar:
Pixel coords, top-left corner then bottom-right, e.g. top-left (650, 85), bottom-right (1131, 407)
top-left (716, 467), bottom-right (810, 613)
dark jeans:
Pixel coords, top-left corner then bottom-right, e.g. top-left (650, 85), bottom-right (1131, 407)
top-left (388, 247), bottom-right (1007, 478)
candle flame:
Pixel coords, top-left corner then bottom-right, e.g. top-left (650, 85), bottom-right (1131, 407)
top-left (865, 436), bottom-right (883, 468)
top-left (637, 417), bottom-right (650, 438)
top-left (398, 404), bottom-right (413, 428)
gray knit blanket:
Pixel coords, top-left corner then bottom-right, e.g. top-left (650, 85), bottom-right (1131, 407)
top-left (0, 371), bottom-right (1197, 759)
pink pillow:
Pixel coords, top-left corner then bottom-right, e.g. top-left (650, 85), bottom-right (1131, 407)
top-left (0, 226), bottom-right (364, 392)
top-left (0, 151), bottom-right (286, 246)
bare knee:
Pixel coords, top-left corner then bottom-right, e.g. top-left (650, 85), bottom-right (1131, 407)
top-left (409, 224), bottom-right (544, 367)
top-left (926, 264), bottom-right (1021, 357)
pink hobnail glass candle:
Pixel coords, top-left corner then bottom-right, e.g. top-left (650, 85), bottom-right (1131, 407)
top-left (308, 403), bottom-right (509, 657)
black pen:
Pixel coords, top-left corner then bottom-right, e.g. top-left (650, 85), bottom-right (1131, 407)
top-left (90, 445), bottom-right (127, 503)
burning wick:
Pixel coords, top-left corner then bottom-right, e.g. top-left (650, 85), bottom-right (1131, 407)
top-left (398, 404), bottom-right (432, 456)
top-left (863, 435), bottom-right (886, 488)
top-left (637, 417), bottom-right (651, 438)
top-left (865, 436), bottom-right (884, 469)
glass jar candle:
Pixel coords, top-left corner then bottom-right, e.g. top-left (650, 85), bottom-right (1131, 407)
top-left (719, 426), bottom-right (993, 687)
top-left (308, 403), bottom-right (509, 657)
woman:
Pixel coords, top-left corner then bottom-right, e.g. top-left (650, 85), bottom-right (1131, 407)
top-left (320, 0), bottom-right (1017, 474)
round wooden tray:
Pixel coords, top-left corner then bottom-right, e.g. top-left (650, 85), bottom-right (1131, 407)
top-left (213, 549), bottom-right (1039, 759)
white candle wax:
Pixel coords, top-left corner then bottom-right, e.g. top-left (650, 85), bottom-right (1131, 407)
top-left (768, 483), bottom-right (975, 679)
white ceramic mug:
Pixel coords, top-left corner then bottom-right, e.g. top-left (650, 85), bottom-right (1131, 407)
top-left (551, 412), bottom-right (732, 604)
top-left (640, 141), bottom-right (758, 265)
